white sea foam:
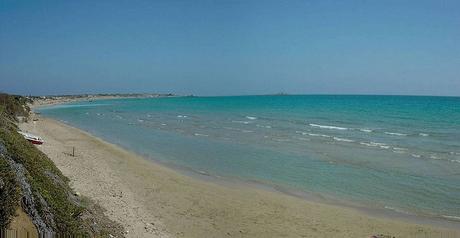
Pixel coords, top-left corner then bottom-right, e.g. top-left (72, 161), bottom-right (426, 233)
top-left (295, 131), bottom-right (309, 135)
top-left (359, 128), bottom-right (373, 133)
top-left (246, 116), bottom-right (257, 120)
top-left (137, 119), bottom-right (144, 123)
top-left (161, 123), bottom-right (167, 126)
top-left (442, 215), bottom-right (460, 221)
top-left (360, 142), bottom-right (386, 147)
top-left (333, 137), bottom-right (354, 142)
top-left (384, 206), bottom-right (411, 215)
top-left (384, 132), bottom-right (407, 136)
top-left (257, 124), bottom-right (271, 129)
top-left (419, 133), bottom-right (429, 137)
top-left (241, 130), bottom-right (253, 133)
top-left (309, 123), bottom-right (348, 130)
top-left (360, 142), bottom-right (375, 147)
top-left (411, 154), bottom-right (421, 158)
top-left (197, 170), bottom-right (209, 176)
top-left (232, 120), bottom-right (250, 124)
top-left (380, 145), bottom-right (390, 149)
top-left (393, 147), bottom-right (407, 151)
top-left (372, 142), bottom-right (386, 146)
top-left (307, 133), bottom-right (321, 137)
top-left (194, 133), bottom-right (209, 137)
top-left (308, 133), bottom-right (331, 138)
top-left (177, 115), bottom-right (187, 118)
top-left (450, 159), bottom-right (460, 163)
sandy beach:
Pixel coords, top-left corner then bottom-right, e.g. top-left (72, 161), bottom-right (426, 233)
top-left (19, 116), bottom-right (459, 238)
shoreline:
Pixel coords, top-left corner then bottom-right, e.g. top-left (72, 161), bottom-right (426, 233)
top-left (112, 142), bottom-right (460, 231)
top-left (172, 162), bottom-right (460, 230)
top-left (20, 114), bottom-right (460, 237)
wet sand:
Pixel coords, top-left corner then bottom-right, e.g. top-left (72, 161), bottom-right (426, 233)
top-left (20, 117), bottom-right (459, 238)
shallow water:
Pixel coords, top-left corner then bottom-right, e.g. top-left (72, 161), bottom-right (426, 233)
top-left (39, 95), bottom-right (460, 220)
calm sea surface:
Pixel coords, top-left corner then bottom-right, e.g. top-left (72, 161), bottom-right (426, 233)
top-left (38, 95), bottom-right (460, 220)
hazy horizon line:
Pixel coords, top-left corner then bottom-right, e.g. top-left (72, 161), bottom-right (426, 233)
top-left (6, 91), bottom-right (460, 98)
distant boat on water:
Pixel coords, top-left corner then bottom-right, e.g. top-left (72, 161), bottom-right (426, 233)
top-left (18, 131), bottom-right (44, 145)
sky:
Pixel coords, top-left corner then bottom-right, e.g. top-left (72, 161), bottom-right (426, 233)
top-left (0, 0), bottom-right (459, 96)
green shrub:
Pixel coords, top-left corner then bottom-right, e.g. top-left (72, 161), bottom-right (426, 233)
top-left (0, 127), bottom-right (84, 233)
top-left (0, 156), bottom-right (20, 229)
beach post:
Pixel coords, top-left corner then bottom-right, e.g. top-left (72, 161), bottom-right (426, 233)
top-left (72, 146), bottom-right (75, 157)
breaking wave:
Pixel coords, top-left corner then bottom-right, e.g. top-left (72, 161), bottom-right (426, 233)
top-left (333, 137), bottom-right (354, 142)
top-left (309, 123), bottom-right (348, 130)
top-left (384, 132), bottom-right (407, 136)
top-left (307, 133), bottom-right (331, 138)
top-left (359, 128), bottom-right (373, 133)
top-left (194, 133), bottom-right (209, 137)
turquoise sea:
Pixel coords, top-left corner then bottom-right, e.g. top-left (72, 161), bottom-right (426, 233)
top-left (38, 95), bottom-right (460, 222)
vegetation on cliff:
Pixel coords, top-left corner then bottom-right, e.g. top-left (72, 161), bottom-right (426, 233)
top-left (0, 93), bottom-right (123, 236)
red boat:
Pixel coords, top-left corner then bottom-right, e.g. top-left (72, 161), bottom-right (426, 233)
top-left (18, 131), bottom-right (44, 145)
